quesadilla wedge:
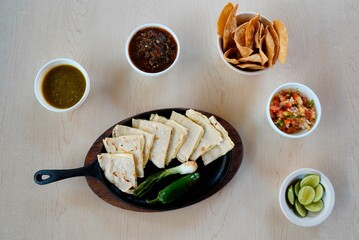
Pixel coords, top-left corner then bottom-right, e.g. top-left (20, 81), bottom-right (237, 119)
top-left (185, 109), bottom-right (223, 160)
top-left (103, 135), bottom-right (145, 178)
top-left (201, 116), bottom-right (235, 165)
top-left (170, 111), bottom-right (204, 162)
top-left (112, 125), bottom-right (155, 166)
top-left (132, 119), bottom-right (172, 169)
top-left (97, 153), bottom-right (137, 194)
top-left (150, 114), bottom-right (188, 165)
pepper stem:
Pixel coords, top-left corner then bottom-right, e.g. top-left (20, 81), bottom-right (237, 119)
top-left (146, 197), bottom-right (160, 204)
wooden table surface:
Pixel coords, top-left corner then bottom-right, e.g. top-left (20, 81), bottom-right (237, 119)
top-left (1, 0), bottom-right (358, 239)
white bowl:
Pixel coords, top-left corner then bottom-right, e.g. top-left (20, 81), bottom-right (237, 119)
top-left (217, 12), bottom-right (271, 76)
top-left (34, 58), bottom-right (90, 113)
top-left (279, 168), bottom-right (335, 227)
top-left (266, 82), bottom-right (321, 138)
top-left (125, 23), bottom-right (180, 77)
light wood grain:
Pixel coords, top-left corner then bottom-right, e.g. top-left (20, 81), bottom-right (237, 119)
top-left (1, 0), bottom-right (358, 239)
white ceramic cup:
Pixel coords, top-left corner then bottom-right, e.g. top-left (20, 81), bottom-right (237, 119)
top-left (34, 58), bottom-right (90, 113)
top-left (217, 12), bottom-right (271, 76)
top-left (279, 168), bottom-right (335, 227)
top-left (125, 23), bottom-right (180, 77)
top-left (266, 82), bottom-right (321, 138)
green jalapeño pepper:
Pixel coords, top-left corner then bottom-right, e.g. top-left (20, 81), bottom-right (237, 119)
top-left (146, 172), bottom-right (200, 204)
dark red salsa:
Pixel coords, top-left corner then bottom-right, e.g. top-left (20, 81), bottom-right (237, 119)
top-left (129, 27), bottom-right (178, 73)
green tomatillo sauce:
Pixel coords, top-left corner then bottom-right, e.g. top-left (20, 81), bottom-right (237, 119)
top-left (42, 65), bottom-right (86, 109)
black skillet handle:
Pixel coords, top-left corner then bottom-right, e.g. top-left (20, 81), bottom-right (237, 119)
top-left (34, 161), bottom-right (100, 185)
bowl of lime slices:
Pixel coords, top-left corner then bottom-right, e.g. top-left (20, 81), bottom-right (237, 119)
top-left (279, 168), bottom-right (335, 227)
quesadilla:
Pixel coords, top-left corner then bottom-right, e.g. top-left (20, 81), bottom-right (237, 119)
top-left (201, 116), bottom-right (235, 165)
top-left (185, 109), bottom-right (223, 160)
top-left (150, 114), bottom-right (188, 165)
top-left (132, 119), bottom-right (172, 168)
top-left (103, 135), bottom-right (145, 178)
top-left (97, 153), bottom-right (137, 194)
top-left (170, 111), bottom-right (204, 162)
top-left (112, 125), bottom-right (155, 166)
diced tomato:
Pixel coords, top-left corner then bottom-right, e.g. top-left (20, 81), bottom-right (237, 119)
top-left (284, 119), bottom-right (291, 127)
top-left (270, 105), bottom-right (281, 113)
top-left (277, 110), bottom-right (285, 119)
top-left (272, 99), bottom-right (280, 107)
top-left (292, 93), bottom-right (299, 99)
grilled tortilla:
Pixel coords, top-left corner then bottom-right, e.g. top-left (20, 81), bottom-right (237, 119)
top-left (170, 111), bottom-right (204, 162)
top-left (103, 135), bottom-right (145, 178)
top-left (132, 119), bottom-right (172, 168)
top-left (150, 114), bottom-right (188, 165)
top-left (201, 116), bottom-right (235, 165)
top-left (185, 109), bottom-right (223, 160)
top-left (112, 125), bottom-right (154, 166)
top-left (97, 153), bottom-right (137, 194)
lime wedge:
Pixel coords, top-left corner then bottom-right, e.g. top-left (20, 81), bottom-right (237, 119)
top-left (287, 185), bottom-right (295, 205)
top-left (304, 199), bottom-right (324, 212)
top-left (313, 183), bottom-right (324, 202)
top-left (300, 174), bottom-right (320, 188)
top-left (298, 186), bottom-right (315, 205)
top-left (295, 199), bottom-right (307, 217)
top-left (294, 181), bottom-right (301, 197)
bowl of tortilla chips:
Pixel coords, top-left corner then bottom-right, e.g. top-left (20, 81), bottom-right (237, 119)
top-left (216, 3), bottom-right (288, 75)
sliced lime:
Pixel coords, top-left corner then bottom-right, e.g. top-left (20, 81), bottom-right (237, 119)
top-left (298, 186), bottom-right (315, 205)
top-left (300, 174), bottom-right (320, 188)
top-left (294, 181), bottom-right (301, 197)
top-left (304, 199), bottom-right (324, 212)
top-left (313, 183), bottom-right (324, 202)
top-left (287, 185), bottom-right (295, 205)
top-left (295, 199), bottom-right (307, 217)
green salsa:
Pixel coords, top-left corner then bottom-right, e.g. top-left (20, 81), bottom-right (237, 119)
top-left (42, 65), bottom-right (86, 109)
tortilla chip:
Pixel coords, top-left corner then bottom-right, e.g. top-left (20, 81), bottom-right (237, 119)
top-left (233, 22), bottom-right (253, 57)
top-left (259, 28), bottom-right (268, 66)
top-left (217, 2), bottom-right (234, 38)
top-left (223, 4), bottom-right (238, 51)
top-left (245, 14), bottom-right (260, 49)
top-left (268, 23), bottom-right (280, 65)
top-left (254, 22), bottom-right (261, 49)
top-left (233, 22), bottom-right (248, 45)
top-left (273, 20), bottom-right (288, 64)
top-left (239, 53), bottom-right (262, 63)
top-left (264, 26), bottom-right (275, 67)
top-left (237, 63), bottom-right (265, 70)
top-left (238, 46), bottom-right (253, 58)
top-left (224, 48), bottom-right (241, 65)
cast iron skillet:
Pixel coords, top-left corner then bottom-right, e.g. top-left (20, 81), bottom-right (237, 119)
top-left (34, 108), bottom-right (243, 212)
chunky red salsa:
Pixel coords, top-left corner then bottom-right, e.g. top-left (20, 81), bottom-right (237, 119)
top-left (129, 27), bottom-right (177, 73)
top-left (270, 89), bottom-right (316, 134)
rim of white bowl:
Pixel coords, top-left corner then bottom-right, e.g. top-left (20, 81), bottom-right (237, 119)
top-left (266, 82), bottom-right (321, 138)
top-left (217, 12), bottom-right (271, 76)
top-left (279, 168), bottom-right (335, 227)
top-left (34, 58), bottom-right (90, 113)
top-left (125, 23), bottom-right (180, 77)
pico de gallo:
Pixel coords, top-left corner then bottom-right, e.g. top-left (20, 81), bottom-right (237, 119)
top-left (270, 89), bottom-right (316, 134)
